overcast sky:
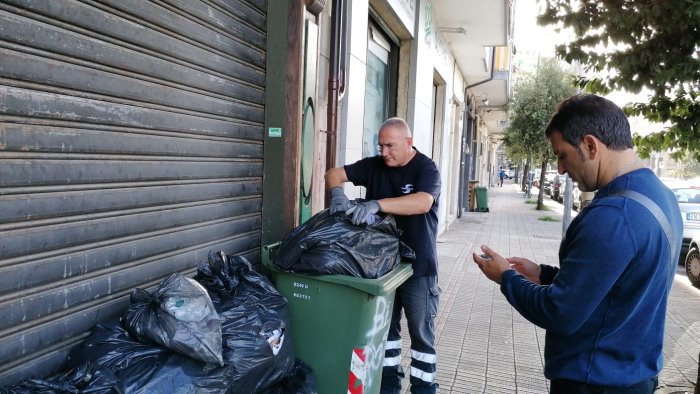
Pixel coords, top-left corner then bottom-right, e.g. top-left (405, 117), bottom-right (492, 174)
top-left (514, 0), bottom-right (559, 58)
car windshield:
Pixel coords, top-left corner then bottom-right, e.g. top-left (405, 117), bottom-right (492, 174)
top-left (674, 188), bottom-right (700, 204)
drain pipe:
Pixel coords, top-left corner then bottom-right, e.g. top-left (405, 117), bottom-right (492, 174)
top-left (324, 0), bottom-right (347, 206)
top-left (466, 46), bottom-right (496, 91)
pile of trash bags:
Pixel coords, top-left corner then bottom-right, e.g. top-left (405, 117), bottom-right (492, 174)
top-left (273, 209), bottom-right (414, 278)
top-left (1, 252), bottom-right (317, 394)
top-left (2, 209), bottom-right (412, 393)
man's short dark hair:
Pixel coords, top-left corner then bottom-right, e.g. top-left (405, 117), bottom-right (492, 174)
top-left (544, 94), bottom-right (633, 151)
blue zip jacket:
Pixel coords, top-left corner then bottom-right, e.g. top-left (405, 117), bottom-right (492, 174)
top-left (501, 168), bottom-right (682, 386)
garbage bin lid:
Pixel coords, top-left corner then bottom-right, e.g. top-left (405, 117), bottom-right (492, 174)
top-left (262, 243), bottom-right (414, 296)
top-left (310, 263), bottom-right (413, 296)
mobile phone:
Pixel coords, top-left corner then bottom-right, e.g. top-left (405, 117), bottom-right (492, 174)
top-left (479, 254), bottom-right (492, 260)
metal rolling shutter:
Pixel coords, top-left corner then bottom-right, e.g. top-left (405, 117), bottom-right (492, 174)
top-left (0, 0), bottom-right (267, 384)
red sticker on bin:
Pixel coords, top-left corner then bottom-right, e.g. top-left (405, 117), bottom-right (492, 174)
top-left (347, 347), bottom-right (366, 394)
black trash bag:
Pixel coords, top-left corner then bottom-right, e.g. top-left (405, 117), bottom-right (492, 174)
top-left (57, 254), bottom-right (295, 393)
top-left (274, 208), bottom-right (415, 278)
top-left (66, 323), bottom-right (234, 393)
top-left (194, 252), bottom-right (296, 393)
top-left (0, 362), bottom-right (123, 394)
top-left (122, 273), bottom-right (224, 365)
top-left (258, 359), bottom-right (318, 394)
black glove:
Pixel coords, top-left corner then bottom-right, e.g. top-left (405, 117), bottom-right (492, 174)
top-left (346, 200), bottom-right (381, 225)
top-left (329, 186), bottom-right (352, 214)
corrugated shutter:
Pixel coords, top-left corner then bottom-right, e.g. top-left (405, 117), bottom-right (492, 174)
top-left (0, 0), bottom-right (267, 384)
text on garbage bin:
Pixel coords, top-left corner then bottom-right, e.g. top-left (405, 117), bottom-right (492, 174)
top-left (293, 292), bottom-right (311, 300)
top-left (293, 281), bottom-right (309, 289)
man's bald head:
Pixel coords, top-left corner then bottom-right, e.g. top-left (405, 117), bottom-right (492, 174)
top-left (379, 117), bottom-right (412, 138)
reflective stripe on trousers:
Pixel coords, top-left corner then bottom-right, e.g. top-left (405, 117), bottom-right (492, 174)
top-left (380, 275), bottom-right (440, 394)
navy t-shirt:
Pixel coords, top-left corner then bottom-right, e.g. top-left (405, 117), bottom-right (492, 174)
top-left (344, 150), bottom-right (441, 277)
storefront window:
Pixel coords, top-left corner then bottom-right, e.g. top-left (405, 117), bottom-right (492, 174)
top-left (362, 24), bottom-right (391, 158)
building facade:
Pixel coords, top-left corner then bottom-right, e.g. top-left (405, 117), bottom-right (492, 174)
top-left (0, 0), bottom-right (512, 384)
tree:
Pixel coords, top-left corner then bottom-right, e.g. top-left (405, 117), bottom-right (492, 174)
top-left (538, 1), bottom-right (700, 162)
top-left (503, 57), bottom-right (577, 209)
top-left (671, 160), bottom-right (700, 179)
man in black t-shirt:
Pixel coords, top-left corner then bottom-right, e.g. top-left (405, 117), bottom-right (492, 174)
top-left (325, 117), bottom-right (441, 394)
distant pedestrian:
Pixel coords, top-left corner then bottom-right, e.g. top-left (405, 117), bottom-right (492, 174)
top-left (498, 167), bottom-right (505, 187)
top-left (527, 170), bottom-right (535, 184)
top-left (473, 94), bottom-right (682, 394)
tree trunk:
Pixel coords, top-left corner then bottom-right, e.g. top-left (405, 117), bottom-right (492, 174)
top-left (537, 160), bottom-right (548, 210)
top-left (521, 159), bottom-right (531, 192)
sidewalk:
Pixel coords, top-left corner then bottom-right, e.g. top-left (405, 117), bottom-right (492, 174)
top-left (397, 183), bottom-right (700, 393)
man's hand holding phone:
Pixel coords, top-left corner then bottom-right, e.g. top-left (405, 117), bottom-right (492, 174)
top-left (473, 246), bottom-right (511, 284)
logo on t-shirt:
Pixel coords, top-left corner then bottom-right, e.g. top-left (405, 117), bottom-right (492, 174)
top-left (401, 184), bottom-right (414, 194)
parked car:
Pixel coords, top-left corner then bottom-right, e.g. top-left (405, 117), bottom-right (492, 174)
top-left (543, 180), bottom-right (552, 196)
top-left (672, 186), bottom-right (700, 257)
top-left (686, 235), bottom-right (700, 288)
top-left (661, 177), bottom-right (690, 190)
top-left (531, 169), bottom-right (550, 188)
top-left (557, 178), bottom-right (584, 208)
top-left (504, 169), bottom-right (515, 179)
top-left (543, 172), bottom-right (559, 196)
top-left (552, 175), bottom-right (566, 201)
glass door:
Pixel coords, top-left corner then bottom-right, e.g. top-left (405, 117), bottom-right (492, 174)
top-left (362, 23), bottom-right (392, 158)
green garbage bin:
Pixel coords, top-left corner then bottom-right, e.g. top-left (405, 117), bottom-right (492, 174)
top-left (262, 242), bottom-right (413, 394)
top-left (475, 186), bottom-right (489, 212)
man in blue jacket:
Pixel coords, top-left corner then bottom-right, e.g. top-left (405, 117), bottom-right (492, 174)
top-left (325, 117), bottom-right (441, 394)
top-left (473, 94), bottom-right (682, 394)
